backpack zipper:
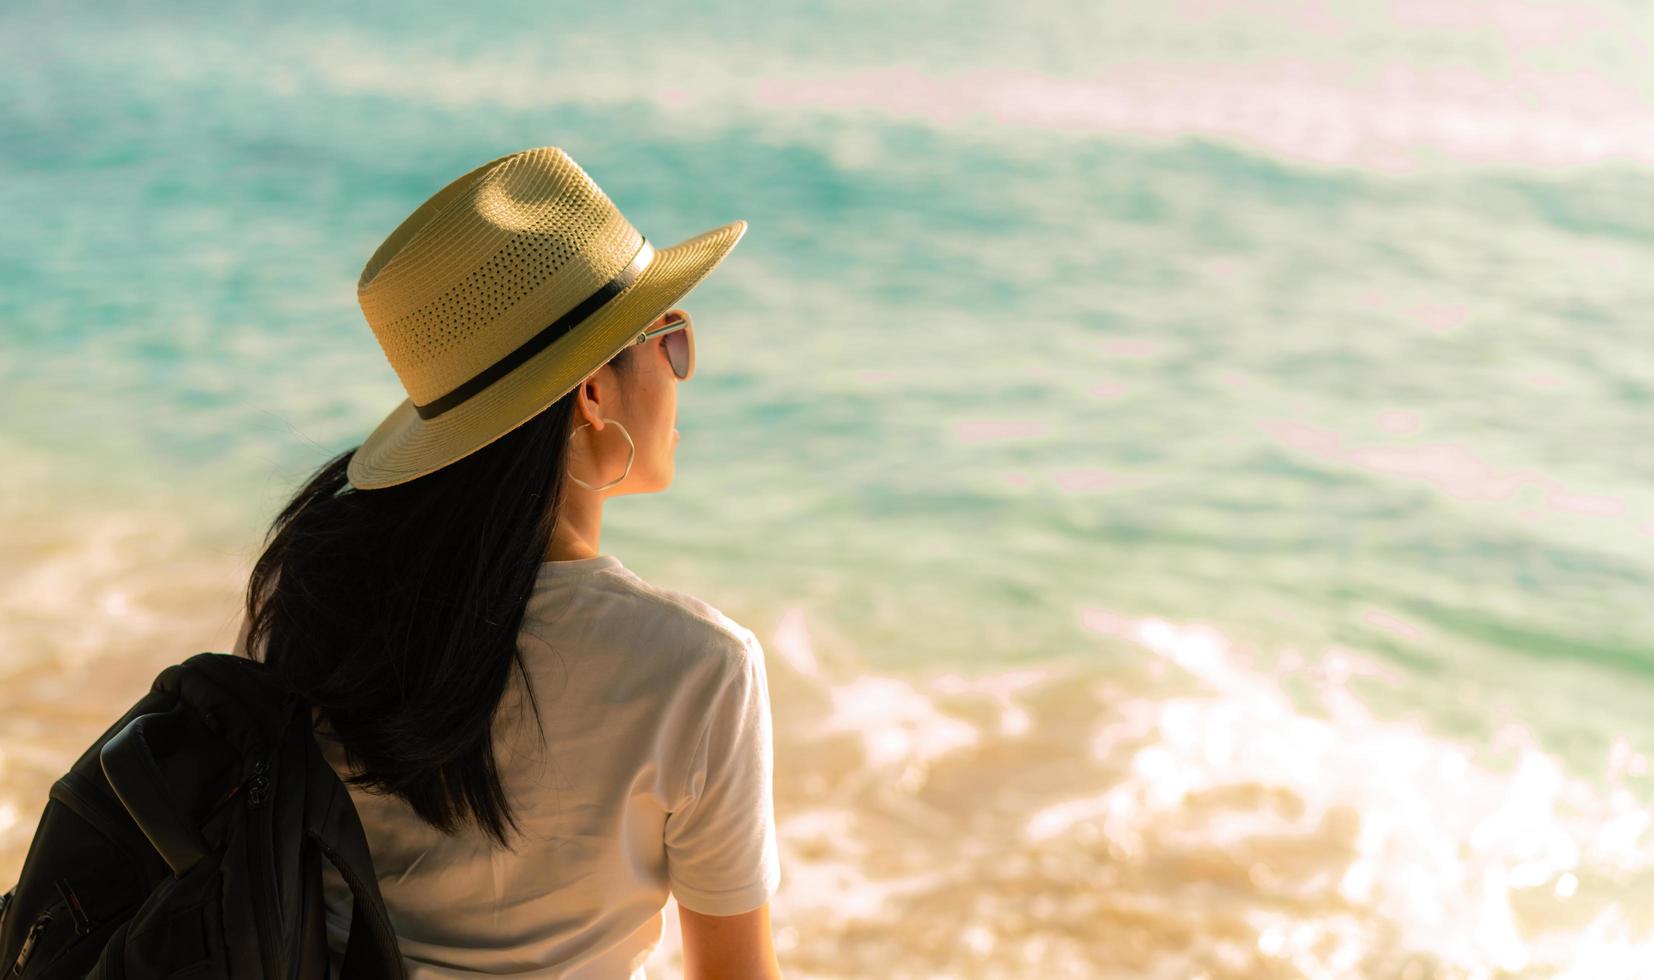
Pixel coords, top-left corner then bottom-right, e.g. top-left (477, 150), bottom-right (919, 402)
top-left (246, 760), bottom-right (271, 808)
top-left (8, 898), bottom-right (65, 977)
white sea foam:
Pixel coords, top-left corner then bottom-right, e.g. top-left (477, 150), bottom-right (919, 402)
top-left (660, 598), bottom-right (1654, 975)
top-left (1072, 606), bottom-right (1654, 975)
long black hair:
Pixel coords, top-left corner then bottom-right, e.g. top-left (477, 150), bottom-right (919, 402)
top-left (241, 345), bottom-right (634, 852)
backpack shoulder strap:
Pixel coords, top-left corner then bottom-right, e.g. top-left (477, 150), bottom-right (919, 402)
top-left (177, 653), bottom-right (407, 979)
top-left (171, 653), bottom-right (406, 979)
top-left (300, 725), bottom-right (407, 980)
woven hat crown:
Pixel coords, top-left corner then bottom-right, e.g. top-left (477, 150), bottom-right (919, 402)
top-left (355, 147), bottom-right (645, 407)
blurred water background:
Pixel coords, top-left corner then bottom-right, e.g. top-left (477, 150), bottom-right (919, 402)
top-left (2, 0), bottom-right (1652, 976)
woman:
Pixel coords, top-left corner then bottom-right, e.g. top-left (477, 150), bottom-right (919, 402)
top-left (232, 147), bottom-right (783, 979)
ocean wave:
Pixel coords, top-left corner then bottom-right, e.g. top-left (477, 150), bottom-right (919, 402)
top-left (637, 600), bottom-right (1654, 976)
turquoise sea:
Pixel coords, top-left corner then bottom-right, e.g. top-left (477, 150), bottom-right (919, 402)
top-left (3, 1), bottom-right (1652, 976)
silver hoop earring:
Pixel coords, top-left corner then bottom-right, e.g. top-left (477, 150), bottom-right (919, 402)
top-left (569, 418), bottom-right (635, 491)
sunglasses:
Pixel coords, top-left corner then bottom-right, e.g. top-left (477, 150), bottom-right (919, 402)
top-left (633, 308), bottom-right (695, 380)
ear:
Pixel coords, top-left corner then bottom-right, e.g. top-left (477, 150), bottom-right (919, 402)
top-left (574, 369), bottom-right (609, 430)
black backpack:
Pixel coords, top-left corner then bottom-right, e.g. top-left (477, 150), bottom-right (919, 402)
top-left (0, 652), bottom-right (408, 979)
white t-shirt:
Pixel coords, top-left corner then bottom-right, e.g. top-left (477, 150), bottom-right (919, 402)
top-left (232, 553), bottom-right (781, 978)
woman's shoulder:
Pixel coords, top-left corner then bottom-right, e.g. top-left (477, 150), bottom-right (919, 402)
top-left (606, 567), bottom-right (758, 661)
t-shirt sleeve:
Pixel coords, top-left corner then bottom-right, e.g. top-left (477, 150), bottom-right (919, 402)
top-left (664, 628), bottom-right (782, 916)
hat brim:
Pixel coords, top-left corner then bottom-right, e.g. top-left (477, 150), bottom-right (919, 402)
top-left (345, 219), bottom-right (747, 490)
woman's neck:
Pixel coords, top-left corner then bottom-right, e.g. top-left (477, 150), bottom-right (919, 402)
top-left (545, 491), bottom-right (603, 561)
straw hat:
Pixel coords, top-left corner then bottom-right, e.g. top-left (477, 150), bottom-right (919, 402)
top-left (344, 146), bottom-right (747, 490)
